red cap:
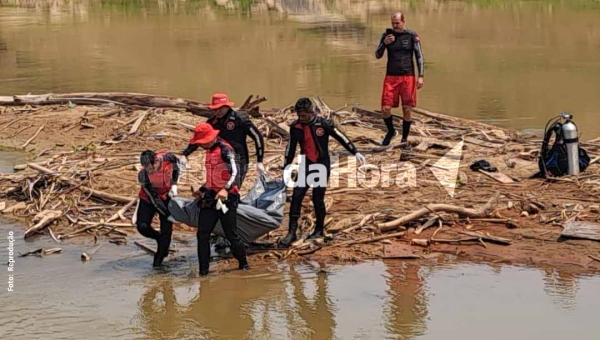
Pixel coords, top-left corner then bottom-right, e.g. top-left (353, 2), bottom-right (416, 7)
top-left (207, 93), bottom-right (235, 110)
top-left (190, 123), bottom-right (219, 144)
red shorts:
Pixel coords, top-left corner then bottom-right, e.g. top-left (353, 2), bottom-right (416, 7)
top-left (381, 75), bottom-right (417, 108)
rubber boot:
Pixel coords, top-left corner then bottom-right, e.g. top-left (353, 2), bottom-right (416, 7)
top-left (308, 226), bottom-right (324, 239)
top-left (239, 262), bottom-right (250, 270)
top-left (153, 251), bottom-right (164, 268)
top-left (308, 205), bottom-right (326, 240)
top-left (279, 216), bottom-right (299, 247)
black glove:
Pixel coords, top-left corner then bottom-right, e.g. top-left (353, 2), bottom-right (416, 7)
top-left (155, 200), bottom-right (169, 216)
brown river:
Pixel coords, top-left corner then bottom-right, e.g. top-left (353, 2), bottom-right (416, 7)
top-left (1, 0), bottom-right (600, 338)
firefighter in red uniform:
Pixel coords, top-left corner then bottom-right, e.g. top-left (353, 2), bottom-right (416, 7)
top-left (279, 98), bottom-right (367, 247)
top-left (188, 122), bottom-right (249, 276)
top-left (136, 150), bottom-right (181, 268)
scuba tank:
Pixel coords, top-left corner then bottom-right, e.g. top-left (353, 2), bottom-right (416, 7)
top-left (535, 112), bottom-right (590, 178)
top-left (560, 113), bottom-right (580, 175)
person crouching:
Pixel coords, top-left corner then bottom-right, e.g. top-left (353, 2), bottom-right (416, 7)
top-left (189, 122), bottom-right (250, 276)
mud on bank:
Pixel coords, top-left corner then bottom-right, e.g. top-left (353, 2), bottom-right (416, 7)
top-left (1, 92), bottom-right (600, 273)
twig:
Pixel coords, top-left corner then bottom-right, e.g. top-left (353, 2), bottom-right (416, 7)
top-left (21, 124), bottom-right (45, 148)
top-left (588, 255), bottom-right (600, 263)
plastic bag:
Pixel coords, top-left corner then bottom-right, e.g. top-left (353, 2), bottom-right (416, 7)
top-left (167, 172), bottom-right (286, 245)
top-left (213, 172), bottom-right (286, 244)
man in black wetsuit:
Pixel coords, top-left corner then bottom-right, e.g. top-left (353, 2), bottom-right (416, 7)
top-left (279, 98), bottom-right (366, 247)
top-left (375, 12), bottom-right (425, 149)
top-left (135, 150), bottom-right (181, 268)
top-left (181, 93), bottom-right (265, 187)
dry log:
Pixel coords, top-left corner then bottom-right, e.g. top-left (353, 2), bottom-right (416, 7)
top-left (1, 92), bottom-right (211, 111)
top-left (378, 192), bottom-right (499, 232)
top-left (177, 121), bottom-right (195, 131)
top-left (80, 122), bottom-right (97, 129)
top-left (81, 244), bottom-right (103, 261)
top-left (411, 239), bottom-right (430, 247)
top-left (1, 202), bottom-right (27, 214)
top-left (415, 216), bottom-right (438, 235)
top-left (24, 210), bottom-right (63, 238)
top-left (264, 117), bottom-right (289, 137)
top-left (457, 231), bottom-right (512, 245)
top-left (129, 111), bottom-right (149, 135)
top-left (27, 163), bottom-right (134, 203)
top-left (19, 248), bottom-right (62, 257)
top-left (560, 221), bottom-right (600, 242)
top-left (0, 118), bottom-right (22, 132)
top-left (335, 231), bottom-right (407, 248)
top-left (98, 108), bottom-right (123, 118)
top-left (412, 107), bottom-right (505, 131)
top-left (48, 227), bottom-right (60, 244)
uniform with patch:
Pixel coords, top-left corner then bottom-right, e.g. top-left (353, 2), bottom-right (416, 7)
top-left (135, 151), bottom-right (181, 268)
top-left (195, 137), bottom-right (248, 276)
top-left (284, 116), bottom-right (358, 167)
top-left (183, 108), bottom-right (264, 186)
top-left (280, 114), bottom-right (359, 245)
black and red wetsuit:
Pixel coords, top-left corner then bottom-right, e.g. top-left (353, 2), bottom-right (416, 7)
top-left (183, 108), bottom-right (264, 186)
top-left (283, 115), bottom-right (359, 236)
top-left (135, 151), bottom-right (180, 267)
top-left (195, 138), bottom-right (248, 275)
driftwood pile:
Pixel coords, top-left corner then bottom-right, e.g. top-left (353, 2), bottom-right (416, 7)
top-left (1, 92), bottom-right (600, 264)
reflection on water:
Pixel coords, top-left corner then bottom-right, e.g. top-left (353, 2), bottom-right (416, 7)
top-left (2, 220), bottom-right (600, 339)
top-left (1, 0), bottom-right (600, 137)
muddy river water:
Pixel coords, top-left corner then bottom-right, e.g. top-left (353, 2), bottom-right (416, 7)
top-left (2, 220), bottom-right (600, 339)
top-left (2, 0), bottom-right (600, 338)
top-left (1, 0), bottom-right (600, 137)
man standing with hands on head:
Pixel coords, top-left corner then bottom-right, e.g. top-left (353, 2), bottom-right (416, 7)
top-left (181, 93), bottom-right (265, 187)
top-left (375, 11), bottom-right (425, 150)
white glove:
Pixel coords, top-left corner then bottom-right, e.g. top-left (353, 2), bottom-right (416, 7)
top-left (216, 199), bottom-right (229, 214)
top-left (169, 185), bottom-right (178, 198)
top-left (256, 162), bottom-right (265, 174)
top-left (179, 156), bottom-right (189, 169)
top-left (355, 152), bottom-right (366, 165)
